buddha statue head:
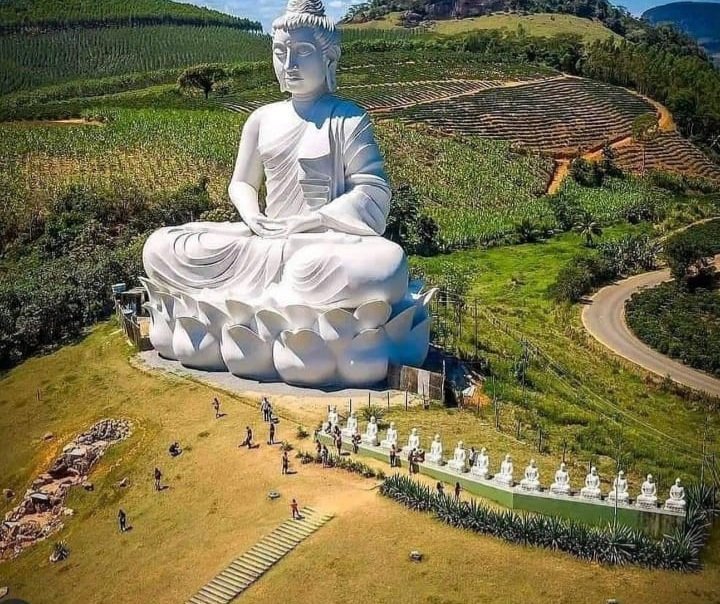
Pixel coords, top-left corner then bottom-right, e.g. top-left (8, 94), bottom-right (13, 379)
top-left (529, 459), bottom-right (536, 467)
top-left (271, 0), bottom-right (341, 96)
top-left (480, 447), bottom-right (487, 455)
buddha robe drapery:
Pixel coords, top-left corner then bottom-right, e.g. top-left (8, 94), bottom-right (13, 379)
top-left (143, 96), bottom-right (408, 309)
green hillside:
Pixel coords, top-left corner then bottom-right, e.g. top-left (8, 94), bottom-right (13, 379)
top-left (0, 0), bottom-right (261, 31)
top-left (0, 26), bottom-right (269, 94)
top-left (343, 12), bottom-right (620, 43)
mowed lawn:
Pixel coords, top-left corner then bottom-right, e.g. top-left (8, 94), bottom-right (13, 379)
top-left (1, 323), bottom-right (720, 603)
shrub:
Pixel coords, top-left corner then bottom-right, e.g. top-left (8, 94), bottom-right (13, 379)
top-left (379, 474), bottom-right (713, 570)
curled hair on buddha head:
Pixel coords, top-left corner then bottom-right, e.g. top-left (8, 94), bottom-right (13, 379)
top-left (272, 0), bottom-right (341, 93)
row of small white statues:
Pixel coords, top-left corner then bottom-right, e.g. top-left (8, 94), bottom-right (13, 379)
top-left (324, 408), bottom-right (686, 513)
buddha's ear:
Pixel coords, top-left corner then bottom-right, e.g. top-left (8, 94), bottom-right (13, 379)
top-left (325, 57), bottom-right (338, 93)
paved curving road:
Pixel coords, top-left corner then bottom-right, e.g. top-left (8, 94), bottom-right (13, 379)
top-left (582, 258), bottom-right (720, 398)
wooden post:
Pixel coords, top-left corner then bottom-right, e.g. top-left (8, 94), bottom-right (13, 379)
top-left (405, 390), bottom-right (408, 411)
top-left (387, 391), bottom-right (390, 409)
top-left (349, 398), bottom-right (352, 416)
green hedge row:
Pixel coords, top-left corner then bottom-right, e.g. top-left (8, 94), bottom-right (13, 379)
top-left (379, 474), bottom-right (715, 571)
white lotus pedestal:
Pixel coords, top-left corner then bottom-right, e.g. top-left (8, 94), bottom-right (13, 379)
top-left (143, 277), bottom-right (436, 388)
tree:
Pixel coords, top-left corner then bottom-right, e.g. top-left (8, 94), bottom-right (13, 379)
top-left (600, 140), bottom-right (621, 176)
top-left (385, 183), bottom-right (438, 256)
top-left (178, 64), bottom-right (228, 99)
top-left (574, 211), bottom-right (603, 247)
top-left (631, 113), bottom-right (660, 176)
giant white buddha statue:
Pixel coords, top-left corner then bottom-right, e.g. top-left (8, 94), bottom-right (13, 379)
top-left (141, 0), bottom-right (435, 387)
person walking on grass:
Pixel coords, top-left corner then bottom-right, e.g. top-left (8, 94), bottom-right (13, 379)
top-left (213, 397), bottom-right (221, 419)
top-left (389, 444), bottom-right (397, 468)
top-left (408, 450), bottom-right (415, 475)
top-left (291, 498), bottom-right (300, 520)
top-left (261, 397), bottom-right (272, 422)
top-left (335, 433), bottom-right (343, 457)
top-left (268, 421), bottom-right (276, 445)
top-left (240, 426), bottom-right (254, 449)
top-left (321, 445), bottom-right (329, 468)
top-left (154, 467), bottom-right (162, 491)
top-left (282, 450), bottom-right (289, 475)
top-left (436, 482), bottom-right (444, 497)
top-left (118, 509), bottom-right (127, 533)
top-left (454, 481), bottom-right (462, 501)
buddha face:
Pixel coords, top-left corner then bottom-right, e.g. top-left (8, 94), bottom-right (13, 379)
top-left (272, 27), bottom-right (328, 97)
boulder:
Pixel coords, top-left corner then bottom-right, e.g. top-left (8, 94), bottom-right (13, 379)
top-left (0, 586), bottom-right (8, 598)
top-left (82, 482), bottom-right (94, 492)
top-left (43, 432), bottom-right (54, 441)
top-left (3, 489), bottom-right (14, 500)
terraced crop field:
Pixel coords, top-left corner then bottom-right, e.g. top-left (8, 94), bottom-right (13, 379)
top-left (221, 58), bottom-right (553, 114)
top-left (395, 76), bottom-right (655, 155)
top-left (614, 132), bottom-right (720, 184)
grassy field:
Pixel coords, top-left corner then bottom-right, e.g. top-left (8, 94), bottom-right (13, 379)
top-left (1, 323), bottom-right (719, 604)
top-left (342, 12), bottom-right (620, 44)
top-left (412, 223), bottom-right (719, 483)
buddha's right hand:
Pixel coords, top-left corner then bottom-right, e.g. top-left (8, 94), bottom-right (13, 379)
top-left (244, 213), bottom-right (279, 238)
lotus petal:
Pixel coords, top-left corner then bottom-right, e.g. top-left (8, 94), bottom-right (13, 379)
top-left (143, 302), bottom-right (177, 360)
top-left (282, 304), bottom-right (319, 330)
top-left (390, 317), bottom-right (431, 367)
top-left (354, 300), bottom-right (391, 329)
top-left (337, 328), bottom-right (388, 386)
top-left (254, 309), bottom-right (290, 342)
top-left (180, 293), bottom-right (198, 317)
top-left (158, 292), bottom-right (181, 320)
top-left (172, 316), bottom-right (225, 370)
top-left (408, 279), bottom-right (424, 295)
top-left (384, 306), bottom-right (416, 343)
top-left (139, 276), bottom-right (167, 310)
top-left (318, 308), bottom-right (358, 354)
top-left (221, 324), bottom-right (276, 380)
top-left (197, 300), bottom-right (230, 335)
top-left (226, 299), bottom-right (255, 326)
top-left (274, 329), bottom-right (336, 386)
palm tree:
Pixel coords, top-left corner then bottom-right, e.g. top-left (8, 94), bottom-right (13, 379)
top-left (574, 211), bottom-right (603, 247)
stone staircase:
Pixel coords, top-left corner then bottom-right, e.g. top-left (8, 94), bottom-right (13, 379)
top-left (186, 507), bottom-right (333, 604)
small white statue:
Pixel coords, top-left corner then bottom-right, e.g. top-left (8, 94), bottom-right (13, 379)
top-left (580, 466), bottom-right (601, 500)
top-left (664, 478), bottom-right (686, 513)
top-left (470, 447), bottom-right (489, 479)
top-left (448, 441), bottom-right (467, 473)
top-left (550, 462), bottom-right (571, 495)
top-left (607, 470), bottom-right (630, 504)
top-left (341, 411), bottom-right (358, 438)
top-left (519, 459), bottom-right (540, 492)
top-left (406, 428), bottom-right (420, 452)
top-left (636, 474), bottom-right (658, 508)
top-left (380, 421), bottom-right (398, 449)
top-left (495, 454), bottom-right (513, 487)
top-left (361, 415), bottom-right (379, 446)
top-left (428, 434), bottom-right (443, 464)
top-left (327, 405), bottom-right (339, 429)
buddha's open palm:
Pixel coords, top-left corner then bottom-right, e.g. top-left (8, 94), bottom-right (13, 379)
top-left (254, 214), bottom-right (322, 238)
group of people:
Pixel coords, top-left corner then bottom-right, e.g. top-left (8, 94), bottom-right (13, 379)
top-left (117, 394), bottom-right (305, 534)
